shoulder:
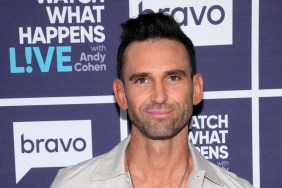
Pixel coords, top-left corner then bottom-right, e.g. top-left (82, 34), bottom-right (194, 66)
top-left (188, 142), bottom-right (253, 188)
top-left (50, 153), bottom-right (106, 188)
top-left (207, 161), bottom-right (254, 188)
top-left (50, 136), bottom-right (130, 188)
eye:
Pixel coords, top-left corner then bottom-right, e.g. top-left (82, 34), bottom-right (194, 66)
top-left (167, 75), bottom-right (181, 82)
top-left (135, 78), bottom-right (150, 86)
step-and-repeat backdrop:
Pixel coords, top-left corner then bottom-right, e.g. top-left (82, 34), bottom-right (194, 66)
top-left (0, 1), bottom-right (281, 188)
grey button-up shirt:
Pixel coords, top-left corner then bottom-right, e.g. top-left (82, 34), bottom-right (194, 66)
top-left (51, 136), bottom-right (253, 188)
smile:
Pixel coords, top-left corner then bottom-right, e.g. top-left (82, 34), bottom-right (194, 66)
top-left (145, 109), bottom-right (174, 118)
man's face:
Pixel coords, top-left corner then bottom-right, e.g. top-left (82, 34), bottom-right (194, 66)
top-left (114, 39), bottom-right (202, 140)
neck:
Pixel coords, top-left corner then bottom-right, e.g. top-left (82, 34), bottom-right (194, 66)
top-left (126, 126), bottom-right (192, 187)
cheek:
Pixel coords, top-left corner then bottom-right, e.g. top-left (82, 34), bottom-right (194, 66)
top-left (169, 87), bottom-right (192, 101)
top-left (125, 90), bottom-right (146, 109)
top-left (126, 85), bottom-right (151, 101)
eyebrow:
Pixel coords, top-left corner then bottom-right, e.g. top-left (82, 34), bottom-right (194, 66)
top-left (165, 69), bottom-right (188, 77)
top-left (128, 69), bottom-right (188, 81)
top-left (129, 72), bottom-right (149, 81)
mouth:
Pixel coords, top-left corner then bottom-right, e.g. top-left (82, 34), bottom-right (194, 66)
top-left (145, 109), bottom-right (174, 118)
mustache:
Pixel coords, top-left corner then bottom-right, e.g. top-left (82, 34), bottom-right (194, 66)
top-left (143, 102), bottom-right (176, 110)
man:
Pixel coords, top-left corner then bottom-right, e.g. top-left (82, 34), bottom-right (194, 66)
top-left (51, 13), bottom-right (253, 188)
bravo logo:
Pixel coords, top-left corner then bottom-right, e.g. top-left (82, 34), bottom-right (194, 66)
top-left (129, 0), bottom-right (233, 46)
top-left (13, 120), bottom-right (92, 183)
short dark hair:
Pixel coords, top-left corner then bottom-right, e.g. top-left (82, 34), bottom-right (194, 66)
top-left (117, 12), bottom-right (196, 81)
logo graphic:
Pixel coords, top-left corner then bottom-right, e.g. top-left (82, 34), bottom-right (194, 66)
top-left (189, 114), bottom-right (229, 160)
top-left (9, 1), bottom-right (107, 74)
top-left (13, 120), bottom-right (92, 183)
top-left (129, 0), bottom-right (233, 46)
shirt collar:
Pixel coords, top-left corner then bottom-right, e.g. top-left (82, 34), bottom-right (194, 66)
top-left (90, 135), bottom-right (224, 186)
top-left (90, 136), bottom-right (130, 181)
top-left (188, 142), bottom-right (224, 187)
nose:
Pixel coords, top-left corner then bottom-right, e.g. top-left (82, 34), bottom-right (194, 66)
top-left (150, 81), bottom-right (168, 104)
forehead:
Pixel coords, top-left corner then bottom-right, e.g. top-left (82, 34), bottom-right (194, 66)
top-left (123, 39), bottom-right (190, 74)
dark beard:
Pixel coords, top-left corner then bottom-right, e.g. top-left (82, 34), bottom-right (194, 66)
top-left (128, 102), bottom-right (193, 140)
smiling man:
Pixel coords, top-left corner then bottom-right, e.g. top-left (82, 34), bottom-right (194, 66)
top-left (51, 13), bottom-right (254, 188)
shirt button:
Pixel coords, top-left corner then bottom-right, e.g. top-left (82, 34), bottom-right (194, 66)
top-left (126, 178), bottom-right (130, 183)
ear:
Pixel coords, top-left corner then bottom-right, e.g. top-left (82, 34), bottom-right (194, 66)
top-left (192, 73), bottom-right (204, 105)
top-left (113, 79), bottom-right (128, 110)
